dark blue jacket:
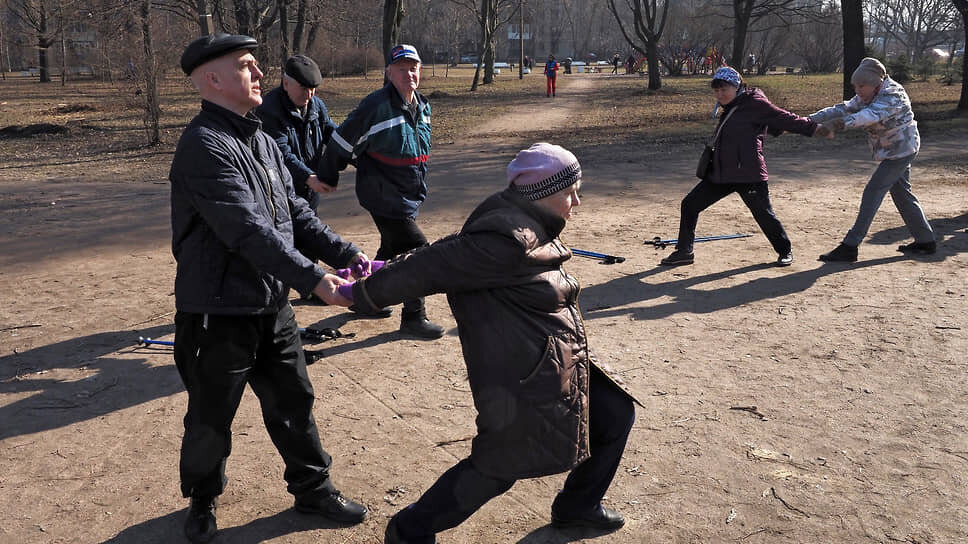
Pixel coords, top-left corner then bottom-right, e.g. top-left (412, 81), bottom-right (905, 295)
top-left (709, 87), bottom-right (818, 184)
top-left (317, 84), bottom-right (431, 219)
top-left (168, 100), bottom-right (360, 315)
top-left (255, 87), bottom-right (336, 205)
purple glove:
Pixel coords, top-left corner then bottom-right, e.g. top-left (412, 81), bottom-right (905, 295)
top-left (336, 259), bottom-right (385, 279)
top-left (337, 282), bottom-right (355, 302)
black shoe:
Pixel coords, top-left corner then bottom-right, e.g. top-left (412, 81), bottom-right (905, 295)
top-left (385, 513), bottom-right (436, 544)
top-left (660, 249), bottom-right (694, 266)
top-left (819, 243), bottom-right (858, 262)
top-left (776, 251), bottom-right (794, 267)
top-left (400, 317), bottom-right (445, 339)
top-left (184, 496), bottom-right (217, 543)
top-left (295, 491), bottom-right (368, 524)
top-left (349, 304), bottom-right (393, 318)
top-left (551, 505), bottom-right (626, 531)
top-left (897, 240), bottom-right (937, 255)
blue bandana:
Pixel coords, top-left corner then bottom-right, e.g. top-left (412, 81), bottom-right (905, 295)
top-left (712, 66), bottom-right (742, 88)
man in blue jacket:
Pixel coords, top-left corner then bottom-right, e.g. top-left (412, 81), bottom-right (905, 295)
top-left (170, 33), bottom-right (370, 543)
top-left (256, 55), bottom-right (337, 257)
top-left (317, 44), bottom-right (444, 339)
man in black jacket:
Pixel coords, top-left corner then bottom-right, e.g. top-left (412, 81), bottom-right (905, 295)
top-left (169, 33), bottom-right (369, 544)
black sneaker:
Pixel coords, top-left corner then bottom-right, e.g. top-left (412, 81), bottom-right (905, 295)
top-left (349, 304), bottom-right (393, 318)
top-left (551, 505), bottom-right (626, 531)
top-left (400, 317), bottom-right (445, 339)
top-left (776, 251), bottom-right (794, 267)
top-left (184, 496), bottom-right (217, 543)
top-left (660, 249), bottom-right (694, 266)
top-left (819, 243), bottom-right (858, 262)
top-left (897, 240), bottom-right (937, 255)
top-left (295, 491), bottom-right (368, 525)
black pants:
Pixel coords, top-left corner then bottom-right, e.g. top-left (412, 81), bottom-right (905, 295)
top-left (173, 305), bottom-right (335, 500)
top-left (393, 368), bottom-right (636, 541)
top-left (676, 179), bottom-right (791, 254)
top-left (371, 214), bottom-right (429, 318)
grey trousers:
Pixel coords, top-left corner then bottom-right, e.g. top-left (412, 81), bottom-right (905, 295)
top-left (843, 153), bottom-right (934, 247)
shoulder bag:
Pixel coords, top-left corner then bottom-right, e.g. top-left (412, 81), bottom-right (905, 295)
top-left (696, 107), bottom-right (738, 179)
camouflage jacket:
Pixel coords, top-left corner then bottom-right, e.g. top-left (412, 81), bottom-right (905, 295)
top-left (809, 76), bottom-right (919, 161)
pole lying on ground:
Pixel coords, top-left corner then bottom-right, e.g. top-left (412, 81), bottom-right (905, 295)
top-left (646, 233), bottom-right (752, 249)
top-left (138, 336), bottom-right (173, 347)
top-left (570, 248), bottom-right (626, 264)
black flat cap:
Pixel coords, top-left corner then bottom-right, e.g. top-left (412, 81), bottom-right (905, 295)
top-left (181, 33), bottom-right (258, 75)
top-left (284, 54), bottom-right (323, 88)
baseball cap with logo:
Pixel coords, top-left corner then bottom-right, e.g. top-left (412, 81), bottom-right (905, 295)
top-left (387, 44), bottom-right (421, 66)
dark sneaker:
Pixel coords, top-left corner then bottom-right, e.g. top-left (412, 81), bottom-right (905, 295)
top-left (184, 496), bottom-right (217, 543)
top-left (551, 505), bottom-right (626, 531)
top-left (819, 243), bottom-right (858, 262)
top-left (295, 491), bottom-right (368, 524)
top-left (385, 513), bottom-right (437, 544)
top-left (400, 317), bottom-right (445, 339)
top-left (660, 249), bottom-right (694, 266)
top-left (776, 251), bottom-right (794, 267)
top-left (897, 241), bottom-right (937, 255)
top-left (349, 304), bottom-right (392, 318)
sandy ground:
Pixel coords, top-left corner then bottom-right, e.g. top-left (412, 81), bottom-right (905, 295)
top-left (2, 73), bottom-right (967, 544)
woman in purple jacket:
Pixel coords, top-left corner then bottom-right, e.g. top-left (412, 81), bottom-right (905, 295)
top-left (660, 67), bottom-right (832, 267)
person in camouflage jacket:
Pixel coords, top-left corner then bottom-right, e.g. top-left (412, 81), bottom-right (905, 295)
top-left (811, 57), bottom-right (936, 262)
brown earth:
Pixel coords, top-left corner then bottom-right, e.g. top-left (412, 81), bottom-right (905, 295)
top-left (1, 73), bottom-right (967, 544)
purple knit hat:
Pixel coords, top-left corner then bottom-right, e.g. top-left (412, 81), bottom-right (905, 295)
top-left (507, 143), bottom-right (581, 201)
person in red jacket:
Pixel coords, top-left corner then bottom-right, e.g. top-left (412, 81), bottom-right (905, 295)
top-left (660, 66), bottom-right (832, 268)
top-left (544, 54), bottom-right (559, 97)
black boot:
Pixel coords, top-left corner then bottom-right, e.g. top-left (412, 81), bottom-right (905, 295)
top-left (184, 496), bottom-right (217, 543)
top-left (400, 299), bottom-right (444, 339)
top-left (819, 243), bottom-right (858, 262)
top-left (897, 240), bottom-right (937, 255)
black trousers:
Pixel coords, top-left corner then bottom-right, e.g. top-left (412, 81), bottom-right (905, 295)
top-left (173, 304), bottom-right (335, 500)
top-left (676, 179), bottom-right (791, 254)
top-left (371, 214), bottom-right (429, 318)
top-left (393, 367), bottom-right (636, 541)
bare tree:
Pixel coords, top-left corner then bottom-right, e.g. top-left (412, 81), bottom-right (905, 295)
top-left (140, 0), bottom-right (160, 144)
top-left (866, 0), bottom-right (957, 62)
top-left (8, 0), bottom-right (67, 81)
top-left (724, 0), bottom-right (821, 68)
top-left (450, 0), bottom-right (516, 89)
top-left (794, 2), bottom-right (842, 73)
top-left (383, 0), bottom-right (403, 60)
top-left (607, 0), bottom-right (670, 90)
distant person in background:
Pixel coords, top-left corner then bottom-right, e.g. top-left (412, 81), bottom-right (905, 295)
top-left (563, 57), bottom-right (572, 74)
top-left (625, 53), bottom-right (636, 74)
top-left (611, 53), bottom-right (620, 74)
top-left (810, 57), bottom-right (936, 262)
top-left (544, 54), bottom-right (559, 97)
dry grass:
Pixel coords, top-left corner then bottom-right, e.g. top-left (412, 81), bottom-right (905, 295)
top-left (0, 69), bottom-right (965, 182)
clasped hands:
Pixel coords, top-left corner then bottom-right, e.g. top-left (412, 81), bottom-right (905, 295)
top-left (814, 118), bottom-right (845, 139)
top-left (312, 253), bottom-right (382, 306)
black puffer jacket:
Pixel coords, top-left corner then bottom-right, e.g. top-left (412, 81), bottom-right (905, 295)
top-left (354, 188), bottom-right (637, 479)
top-left (168, 100), bottom-right (360, 315)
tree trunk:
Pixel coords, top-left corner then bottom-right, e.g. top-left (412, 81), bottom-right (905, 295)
top-left (730, 0), bottom-right (753, 68)
top-left (841, 0), bottom-right (865, 100)
top-left (646, 42), bottom-right (660, 90)
top-left (482, 0), bottom-right (495, 85)
top-left (38, 8), bottom-right (50, 83)
top-left (141, 0), bottom-right (161, 145)
top-left (292, 0), bottom-right (307, 53)
top-left (278, 0), bottom-right (290, 64)
top-left (954, 0), bottom-right (968, 110)
top-left (382, 0), bottom-right (403, 61)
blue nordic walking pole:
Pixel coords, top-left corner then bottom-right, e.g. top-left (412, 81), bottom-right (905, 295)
top-left (138, 336), bottom-right (173, 347)
top-left (647, 233), bottom-right (752, 249)
top-left (570, 248), bottom-right (626, 264)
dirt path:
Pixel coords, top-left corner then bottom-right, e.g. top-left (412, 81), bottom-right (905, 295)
top-left (2, 73), bottom-right (967, 544)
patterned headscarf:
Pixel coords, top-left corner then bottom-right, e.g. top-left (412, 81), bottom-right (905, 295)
top-left (712, 66), bottom-right (742, 88)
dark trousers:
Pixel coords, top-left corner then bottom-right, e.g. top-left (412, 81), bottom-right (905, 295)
top-left (173, 305), bottom-right (335, 500)
top-left (676, 179), bottom-right (791, 254)
top-left (394, 368), bottom-right (636, 541)
top-left (371, 214), bottom-right (429, 318)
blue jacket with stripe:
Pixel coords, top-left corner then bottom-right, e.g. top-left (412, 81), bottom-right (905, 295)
top-left (317, 83), bottom-right (431, 219)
